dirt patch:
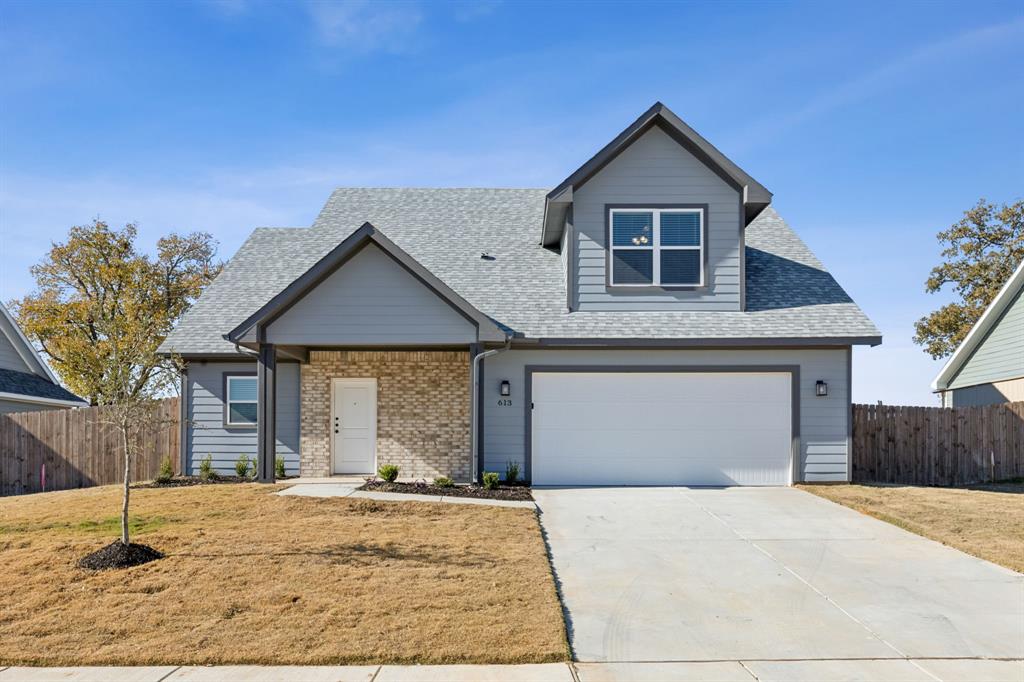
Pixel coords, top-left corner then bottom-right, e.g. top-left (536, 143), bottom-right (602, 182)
top-left (799, 482), bottom-right (1024, 573)
top-left (0, 482), bottom-right (567, 665)
top-left (78, 541), bottom-right (164, 570)
top-left (360, 480), bottom-right (533, 501)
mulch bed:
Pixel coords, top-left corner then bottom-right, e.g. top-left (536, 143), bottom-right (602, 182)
top-left (77, 541), bottom-right (164, 570)
top-left (359, 480), bottom-right (533, 501)
top-left (134, 476), bottom-right (253, 489)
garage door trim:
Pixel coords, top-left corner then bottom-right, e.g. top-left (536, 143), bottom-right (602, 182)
top-left (523, 364), bottom-right (801, 484)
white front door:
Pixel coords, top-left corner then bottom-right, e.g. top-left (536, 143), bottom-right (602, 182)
top-left (332, 378), bottom-right (377, 474)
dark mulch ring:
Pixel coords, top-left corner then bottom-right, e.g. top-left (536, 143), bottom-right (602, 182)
top-left (77, 541), bottom-right (164, 570)
top-left (359, 480), bottom-right (533, 501)
top-left (134, 475), bottom-right (257, 488)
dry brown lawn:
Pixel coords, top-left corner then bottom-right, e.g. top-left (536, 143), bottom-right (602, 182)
top-left (799, 482), bottom-right (1024, 573)
top-left (0, 483), bottom-right (569, 666)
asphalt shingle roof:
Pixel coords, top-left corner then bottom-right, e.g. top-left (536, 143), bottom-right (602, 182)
top-left (160, 188), bottom-right (879, 356)
top-left (0, 367), bottom-right (85, 403)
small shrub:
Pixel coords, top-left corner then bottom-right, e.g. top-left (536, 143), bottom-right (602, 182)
top-left (199, 454), bottom-right (218, 481)
top-left (235, 455), bottom-right (251, 478)
top-left (378, 464), bottom-right (400, 483)
top-left (505, 460), bottom-right (520, 484)
top-left (155, 456), bottom-right (174, 484)
top-left (433, 476), bottom-right (454, 488)
top-left (482, 472), bottom-right (499, 490)
top-left (275, 456), bottom-right (286, 479)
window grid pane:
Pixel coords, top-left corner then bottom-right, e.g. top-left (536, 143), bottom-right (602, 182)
top-left (660, 249), bottom-right (701, 285)
top-left (228, 377), bottom-right (257, 402)
top-left (661, 212), bottom-right (701, 246)
top-left (229, 402), bottom-right (258, 425)
top-left (612, 212), bottom-right (654, 247)
top-left (612, 250), bottom-right (654, 284)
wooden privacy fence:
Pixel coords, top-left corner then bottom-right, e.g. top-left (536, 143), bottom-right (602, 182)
top-left (852, 401), bottom-right (1024, 486)
top-left (0, 398), bottom-right (180, 496)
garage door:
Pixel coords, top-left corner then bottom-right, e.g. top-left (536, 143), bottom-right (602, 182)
top-left (531, 371), bottom-right (792, 486)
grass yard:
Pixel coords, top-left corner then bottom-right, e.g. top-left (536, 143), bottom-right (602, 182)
top-left (0, 483), bottom-right (568, 666)
top-left (799, 482), bottom-right (1024, 573)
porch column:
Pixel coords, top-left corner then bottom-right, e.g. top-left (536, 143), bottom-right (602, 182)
top-left (257, 342), bottom-right (276, 483)
top-left (469, 343), bottom-right (483, 483)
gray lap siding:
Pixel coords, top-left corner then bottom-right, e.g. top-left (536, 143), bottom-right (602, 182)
top-left (186, 360), bottom-right (300, 475)
top-left (480, 348), bottom-right (852, 483)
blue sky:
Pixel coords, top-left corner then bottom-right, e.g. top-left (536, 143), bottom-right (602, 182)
top-left (1, 0), bottom-right (1022, 404)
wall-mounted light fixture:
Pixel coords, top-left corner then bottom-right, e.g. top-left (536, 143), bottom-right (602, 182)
top-left (815, 380), bottom-right (828, 397)
top-left (499, 380), bottom-right (511, 396)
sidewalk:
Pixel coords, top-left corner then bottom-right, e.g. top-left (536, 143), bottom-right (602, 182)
top-left (2, 659), bottom-right (1023, 681)
top-left (276, 483), bottom-right (536, 508)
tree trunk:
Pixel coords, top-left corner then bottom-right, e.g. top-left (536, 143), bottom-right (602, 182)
top-left (121, 422), bottom-right (131, 546)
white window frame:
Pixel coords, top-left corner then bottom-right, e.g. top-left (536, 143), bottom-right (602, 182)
top-left (609, 207), bottom-right (704, 287)
top-left (225, 375), bottom-right (258, 427)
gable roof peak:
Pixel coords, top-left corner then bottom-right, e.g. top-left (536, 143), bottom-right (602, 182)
top-left (541, 102), bottom-right (772, 246)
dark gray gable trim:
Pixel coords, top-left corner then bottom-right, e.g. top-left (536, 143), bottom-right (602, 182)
top-left (225, 222), bottom-right (507, 345)
top-left (541, 102), bottom-right (772, 246)
top-left (604, 203), bottom-right (710, 291)
top-left (522, 364), bottom-right (802, 484)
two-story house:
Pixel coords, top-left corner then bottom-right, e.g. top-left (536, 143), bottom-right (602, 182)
top-left (159, 103), bottom-right (881, 486)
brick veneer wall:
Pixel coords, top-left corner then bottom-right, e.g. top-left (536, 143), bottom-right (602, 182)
top-left (301, 350), bottom-right (472, 480)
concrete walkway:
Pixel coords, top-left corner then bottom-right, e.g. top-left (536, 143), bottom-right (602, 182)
top-left (3, 659), bottom-right (1023, 681)
top-left (276, 482), bottom-right (536, 508)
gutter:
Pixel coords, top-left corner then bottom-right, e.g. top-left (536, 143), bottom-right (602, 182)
top-left (0, 392), bottom-right (89, 408)
top-left (470, 336), bottom-right (512, 483)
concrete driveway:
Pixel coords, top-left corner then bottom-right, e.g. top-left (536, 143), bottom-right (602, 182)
top-left (534, 487), bottom-right (1024, 669)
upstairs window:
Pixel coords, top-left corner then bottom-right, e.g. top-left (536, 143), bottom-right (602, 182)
top-left (225, 375), bottom-right (258, 426)
top-left (609, 208), bottom-right (704, 287)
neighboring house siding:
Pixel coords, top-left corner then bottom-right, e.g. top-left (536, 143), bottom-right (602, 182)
top-left (946, 377), bottom-right (1024, 407)
top-left (572, 126), bottom-right (742, 312)
top-left (265, 244), bottom-right (477, 346)
top-left (481, 348), bottom-right (850, 482)
top-left (0, 399), bottom-right (60, 414)
top-left (186, 361), bottom-right (300, 475)
top-left (948, 287), bottom-right (1024, 390)
top-left (0, 325), bottom-right (31, 373)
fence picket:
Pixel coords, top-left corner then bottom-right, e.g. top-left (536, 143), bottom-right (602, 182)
top-left (852, 401), bottom-right (1024, 486)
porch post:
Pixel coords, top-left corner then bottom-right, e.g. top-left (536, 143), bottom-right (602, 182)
top-left (257, 342), bottom-right (277, 483)
top-left (469, 343), bottom-right (482, 483)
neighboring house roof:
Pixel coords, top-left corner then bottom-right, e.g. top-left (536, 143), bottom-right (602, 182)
top-left (932, 259), bottom-right (1024, 391)
top-left (0, 367), bottom-right (87, 407)
top-left (0, 303), bottom-right (87, 407)
top-left (541, 102), bottom-right (772, 247)
top-left (159, 188), bottom-right (880, 357)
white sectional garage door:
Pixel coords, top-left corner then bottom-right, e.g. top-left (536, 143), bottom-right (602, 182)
top-left (531, 372), bottom-right (792, 486)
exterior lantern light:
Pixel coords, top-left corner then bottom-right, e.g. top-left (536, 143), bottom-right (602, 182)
top-left (815, 380), bottom-right (828, 397)
top-left (499, 380), bottom-right (511, 397)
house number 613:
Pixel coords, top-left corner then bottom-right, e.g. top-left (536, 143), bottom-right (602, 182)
top-left (497, 399), bottom-right (512, 407)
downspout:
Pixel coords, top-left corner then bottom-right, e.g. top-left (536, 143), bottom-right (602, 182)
top-left (471, 336), bottom-right (512, 483)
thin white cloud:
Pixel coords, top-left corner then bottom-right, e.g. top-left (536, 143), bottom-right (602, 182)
top-left (728, 17), bottom-right (1024, 152)
top-left (305, 0), bottom-right (422, 52)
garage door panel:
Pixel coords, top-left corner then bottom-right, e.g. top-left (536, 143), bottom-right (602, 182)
top-left (531, 372), bottom-right (792, 486)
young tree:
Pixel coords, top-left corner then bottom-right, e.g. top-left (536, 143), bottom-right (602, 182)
top-left (11, 220), bottom-right (221, 404)
top-left (913, 200), bottom-right (1024, 359)
top-left (11, 220), bottom-right (221, 552)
